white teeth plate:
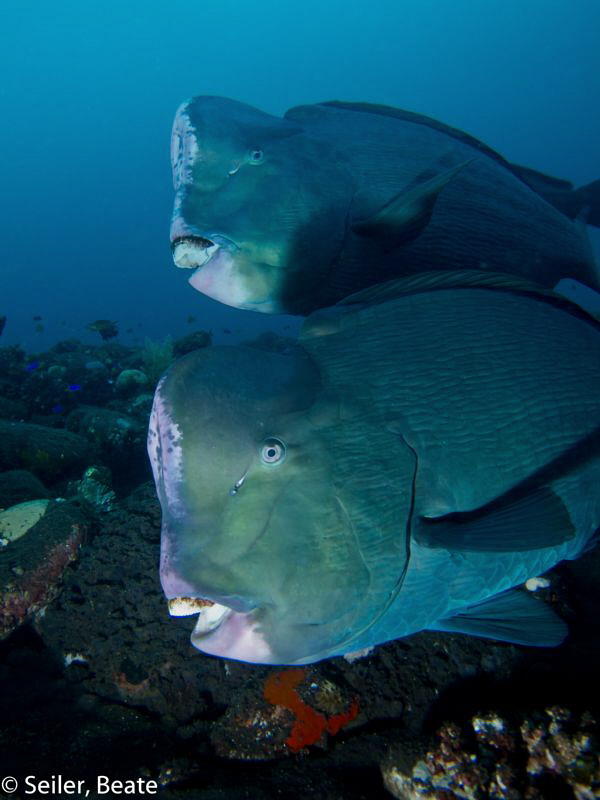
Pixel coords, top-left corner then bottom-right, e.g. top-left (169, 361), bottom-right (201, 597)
top-left (168, 596), bottom-right (215, 617)
top-left (193, 602), bottom-right (232, 635)
top-left (173, 240), bottom-right (219, 269)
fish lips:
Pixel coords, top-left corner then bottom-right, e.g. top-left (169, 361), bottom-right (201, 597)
top-left (191, 606), bottom-right (275, 663)
top-left (165, 594), bottom-right (276, 663)
top-left (173, 234), bottom-right (284, 312)
top-left (171, 233), bottom-right (237, 270)
top-left (161, 553), bottom-right (276, 662)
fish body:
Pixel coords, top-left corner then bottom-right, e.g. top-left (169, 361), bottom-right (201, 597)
top-left (170, 97), bottom-right (599, 314)
top-left (149, 273), bottom-right (600, 664)
top-left (87, 319), bottom-right (118, 340)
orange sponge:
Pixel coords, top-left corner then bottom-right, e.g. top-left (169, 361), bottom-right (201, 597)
top-left (264, 667), bottom-right (359, 752)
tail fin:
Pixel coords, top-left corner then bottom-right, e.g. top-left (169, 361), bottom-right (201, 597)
top-left (510, 163), bottom-right (600, 228)
top-left (535, 177), bottom-right (600, 227)
top-left (568, 179), bottom-right (600, 227)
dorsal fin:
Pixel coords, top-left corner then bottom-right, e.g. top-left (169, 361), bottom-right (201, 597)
top-left (508, 163), bottom-right (574, 193)
top-left (331, 269), bottom-right (600, 327)
top-left (315, 101), bottom-right (513, 170)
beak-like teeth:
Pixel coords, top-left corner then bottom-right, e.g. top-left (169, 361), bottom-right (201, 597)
top-left (172, 237), bottom-right (219, 269)
top-left (192, 602), bottom-right (232, 636)
top-left (168, 596), bottom-right (215, 617)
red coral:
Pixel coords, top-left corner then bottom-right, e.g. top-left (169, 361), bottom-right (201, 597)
top-left (264, 668), bottom-right (359, 752)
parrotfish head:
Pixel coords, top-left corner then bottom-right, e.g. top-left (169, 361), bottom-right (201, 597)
top-left (147, 345), bottom-right (399, 664)
top-left (169, 96), bottom-right (356, 315)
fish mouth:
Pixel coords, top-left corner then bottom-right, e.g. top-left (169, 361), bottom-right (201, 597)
top-left (171, 235), bottom-right (219, 269)
top-left (167, 595), bottom-right (233, 634)
top-left (171, 234), bottom-right (237, 270)
top-left (167, 595), bottom-right (275, 662)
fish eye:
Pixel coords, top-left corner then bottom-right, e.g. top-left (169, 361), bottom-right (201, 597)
top-left (247, 148), bottom-right (264, 165)
top-left (260, 437), bottom-right (285, 464)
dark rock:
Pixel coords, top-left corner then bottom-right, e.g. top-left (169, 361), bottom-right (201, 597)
top-left (66, 405), bottom-right (148, 488)
top-left (0, 470), bottom-right (49, 507)
top-left (0, 419), bottom-right (93, 482)
top-left (0, 395), bottom-right (27, 420)
top-left (36, 489), bottom-right (222, 726)
top-left (0, 345), bottom-right (26, 400)
top-left (28, 412), bottom-right (69, 428)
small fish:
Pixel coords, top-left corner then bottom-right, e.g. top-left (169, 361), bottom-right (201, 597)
top-left (0, 316), bottom-right (6, 336)
top-left (170, 97), bottom-right (600, 314)
top-left (35, 323), bottom-right (44, 333)
top-left (32, 314), bottom-right (43, 321)
top-left (25, 361), bottom-right (40, 371)
top-left (149, 271), bottom-right (600, 664)
top-left (222, 328), bottom-right (232, 334)
top-left (187, 315), bottom-right (197, 324)
top-left (66, 384), bottom-right (82, 392)
top-left (51, 404), bottom-right (64, 414)
top-left (87, 319), bottom-right (118, 340)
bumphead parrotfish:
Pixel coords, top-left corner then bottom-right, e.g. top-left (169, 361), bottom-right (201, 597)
top-left (148, 272), bottom-right (600, 665)
top-left (170, 96), bottom-right (600, 314)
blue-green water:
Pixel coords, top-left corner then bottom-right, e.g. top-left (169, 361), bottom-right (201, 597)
top-left (1, 0), bottom-right (599, 350)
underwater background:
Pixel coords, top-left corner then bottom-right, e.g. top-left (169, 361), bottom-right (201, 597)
top-left (2, 2), bottom-right (600, 798)
top-left (1, 0), bottom-right (599, 350)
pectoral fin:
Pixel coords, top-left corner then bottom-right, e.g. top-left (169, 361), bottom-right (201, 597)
top-left (432, 588), bottom-right (567, 646)
top-left (352, 159), bottom-right (472, 247)
top-left (414, 486), bottom-right (575, 553)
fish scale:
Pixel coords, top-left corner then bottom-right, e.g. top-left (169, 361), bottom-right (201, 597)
top-left (303, 288), bottom-right (599, 514)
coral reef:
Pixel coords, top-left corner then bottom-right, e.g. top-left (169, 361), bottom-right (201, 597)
top-left (0, 500), bottom-right (90, 639)
top-left (115, 368), bottom-right (149, 396)
top-left (0, 469), bottom-right (49, 507)
top-left (74, 466), bottom-right (116, 512)
top-left (0, 330), bottom-right (213, 497)
top-left (382, 707), bottom-right (600, 799)
top-left (263, 668), bottom-right (359, 752)
top-left (141, 336), bottom-right (175, 385)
